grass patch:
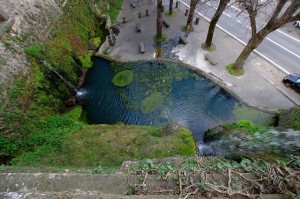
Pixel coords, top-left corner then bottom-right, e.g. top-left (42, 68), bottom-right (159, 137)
top-left (12, 124), bottom-right (196, 168)
top-left (165, 11), bottom-right (177, 17)
top-left (153, 34), bottom-right (167, 42)
top-left (226, 63), bottom-right (244, 76)
top-left (140, 92), bottom-right (164, 114)
top-left (112, 70), bottom-right (134, 87)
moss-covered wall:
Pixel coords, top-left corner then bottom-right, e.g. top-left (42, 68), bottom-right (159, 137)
top-left (0, 0), bottom-right (101, 163)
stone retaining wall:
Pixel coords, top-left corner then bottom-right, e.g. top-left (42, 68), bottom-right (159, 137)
top-left (0, 0), bottom-right (68, 90)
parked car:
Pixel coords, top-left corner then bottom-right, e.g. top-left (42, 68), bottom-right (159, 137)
top-left (283, 73), bottom-right (300, 93)
top-left (294, 20), bottom-right (300, 28)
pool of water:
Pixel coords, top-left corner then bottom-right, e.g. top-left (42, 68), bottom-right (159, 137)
top-left (78, 57), bottom-right (272, 141)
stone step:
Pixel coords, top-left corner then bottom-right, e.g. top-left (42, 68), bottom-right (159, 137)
top-left (1, 173), bottom-right (179, 195)
top-left (0, 173), bottom-right (285, 199)
top-left (0, 192), bottom-right (284, 199)
top-left (0, 192), bottom-right (178, 199)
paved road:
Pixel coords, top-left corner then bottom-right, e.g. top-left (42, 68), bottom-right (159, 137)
top-left (180, 0), bottom-right (300, 74)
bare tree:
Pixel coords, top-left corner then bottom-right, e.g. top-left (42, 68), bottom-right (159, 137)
top-left (203, 0), bottom-right (230, 49)
top-left (232, 0), bottom-right (300, 71)
top-left (185, 0), bottom-right (200, 31)
top-left (169, 0), bottom-right (174, 15)
top-left (157, 0), bottom-right (163, 40)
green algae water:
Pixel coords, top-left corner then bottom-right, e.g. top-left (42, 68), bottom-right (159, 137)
top-left (77, 57), bottom-right (272, 141)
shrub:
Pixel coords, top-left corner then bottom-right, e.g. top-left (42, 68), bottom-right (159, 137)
top-left (80, 54), bottom-right (93, 69)
top-left (24, 44), bottom-right (42, 57)
top-left (233, 120), bottom-right (267, 134)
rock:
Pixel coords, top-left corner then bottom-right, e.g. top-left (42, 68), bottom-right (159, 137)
top-left (161, 122), bottom-right (184, 136)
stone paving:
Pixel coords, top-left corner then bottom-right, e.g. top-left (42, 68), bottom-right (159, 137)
top-left (103, 0), bottom-right (300, 112)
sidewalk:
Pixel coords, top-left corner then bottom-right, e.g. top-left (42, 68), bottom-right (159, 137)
top-left (105, 0), bottom-right (300, 112)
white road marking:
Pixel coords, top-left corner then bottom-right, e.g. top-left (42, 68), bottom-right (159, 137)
top-left (223, 12), bottom-right (231, 17)
top-left (179, 0), bottom-right (290, 74)
top-left (231, 5), bottom-right (241, 12)
top-left (231, 3), bottom-right (300, 44)
top-left (237, 20), bottom-right (242, 24)
top-left (276, 29), bottom-right (300, 44)
top-left (246, 25), bottom-right (251, 29)
top-left (266, 38), bottom-right (300, 59)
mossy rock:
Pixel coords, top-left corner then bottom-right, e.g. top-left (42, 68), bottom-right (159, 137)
top-left (203, 120), bottom-right (299, 162)
top-left (140, 92), bottom-right (164, 114)
top-left (112, 70), bottom-right (133, 87)
top-left (278, 105), bottom-right (300, 130)
top-left (161, 122), bottom-right (185, 136)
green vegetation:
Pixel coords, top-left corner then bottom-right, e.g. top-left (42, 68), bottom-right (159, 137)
top-left (206, 120), bottom-right (269, 143)
top-left (201, 43), bottom-right (216, 52)
top-left (24, 44), bottom-right (42, 57)
top-left (11, 107), bottom-right (84, 166)
top-left (278, 106), bottom-right (300, 130)
top-left (9, 118), bottom-right (196, 167)
top-left (90, 37), bottom-right (101, 47)
top-left (79, 52), bottom-right (94, 69)
top-left (226, 63), bottom-right (244, 76)
top-left (107, 0), bottom-right (124, 21)
top-left (0, 0), bottom-right (102, 166)
top-left (112, 70), bottom-right (134, 87)
top-left (153, 34), bottom-right (167, 42)
top-left (231, 103), bottom-right (273, 125)
top-left (205, 117), bottom-right (300, 162)
top-left (224, 120), bottom-right (268, 134)
top-left (127, 156), bottom-right (300, 198)
top-left (140, 92), bottom-right (164, 114)
top-left (165, 11), bottom-right (177, 17)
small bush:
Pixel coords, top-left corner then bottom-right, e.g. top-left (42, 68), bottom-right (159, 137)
top-left (233, 120), bottom-right (267, 134)
top-left (90, 37), bottom-right (101, 47)
top-left (24, 44), bottom-right (42, 57)
top-left (80, 54), bottom-right (93, 69)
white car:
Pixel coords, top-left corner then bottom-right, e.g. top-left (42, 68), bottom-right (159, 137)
top-left (294, 21), bottom-right (300, 28)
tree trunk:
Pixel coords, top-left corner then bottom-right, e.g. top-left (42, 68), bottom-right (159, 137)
top-left (186, 0), bottom-right (198, 30)
top-left (169, 0), bottom-right (173, 15)
top-left (232, 38), bottom-right (260, 70)
top-left (204, 0), bottom-right (230, 48)
top-left (157, 0), bottom-right (163, 40)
